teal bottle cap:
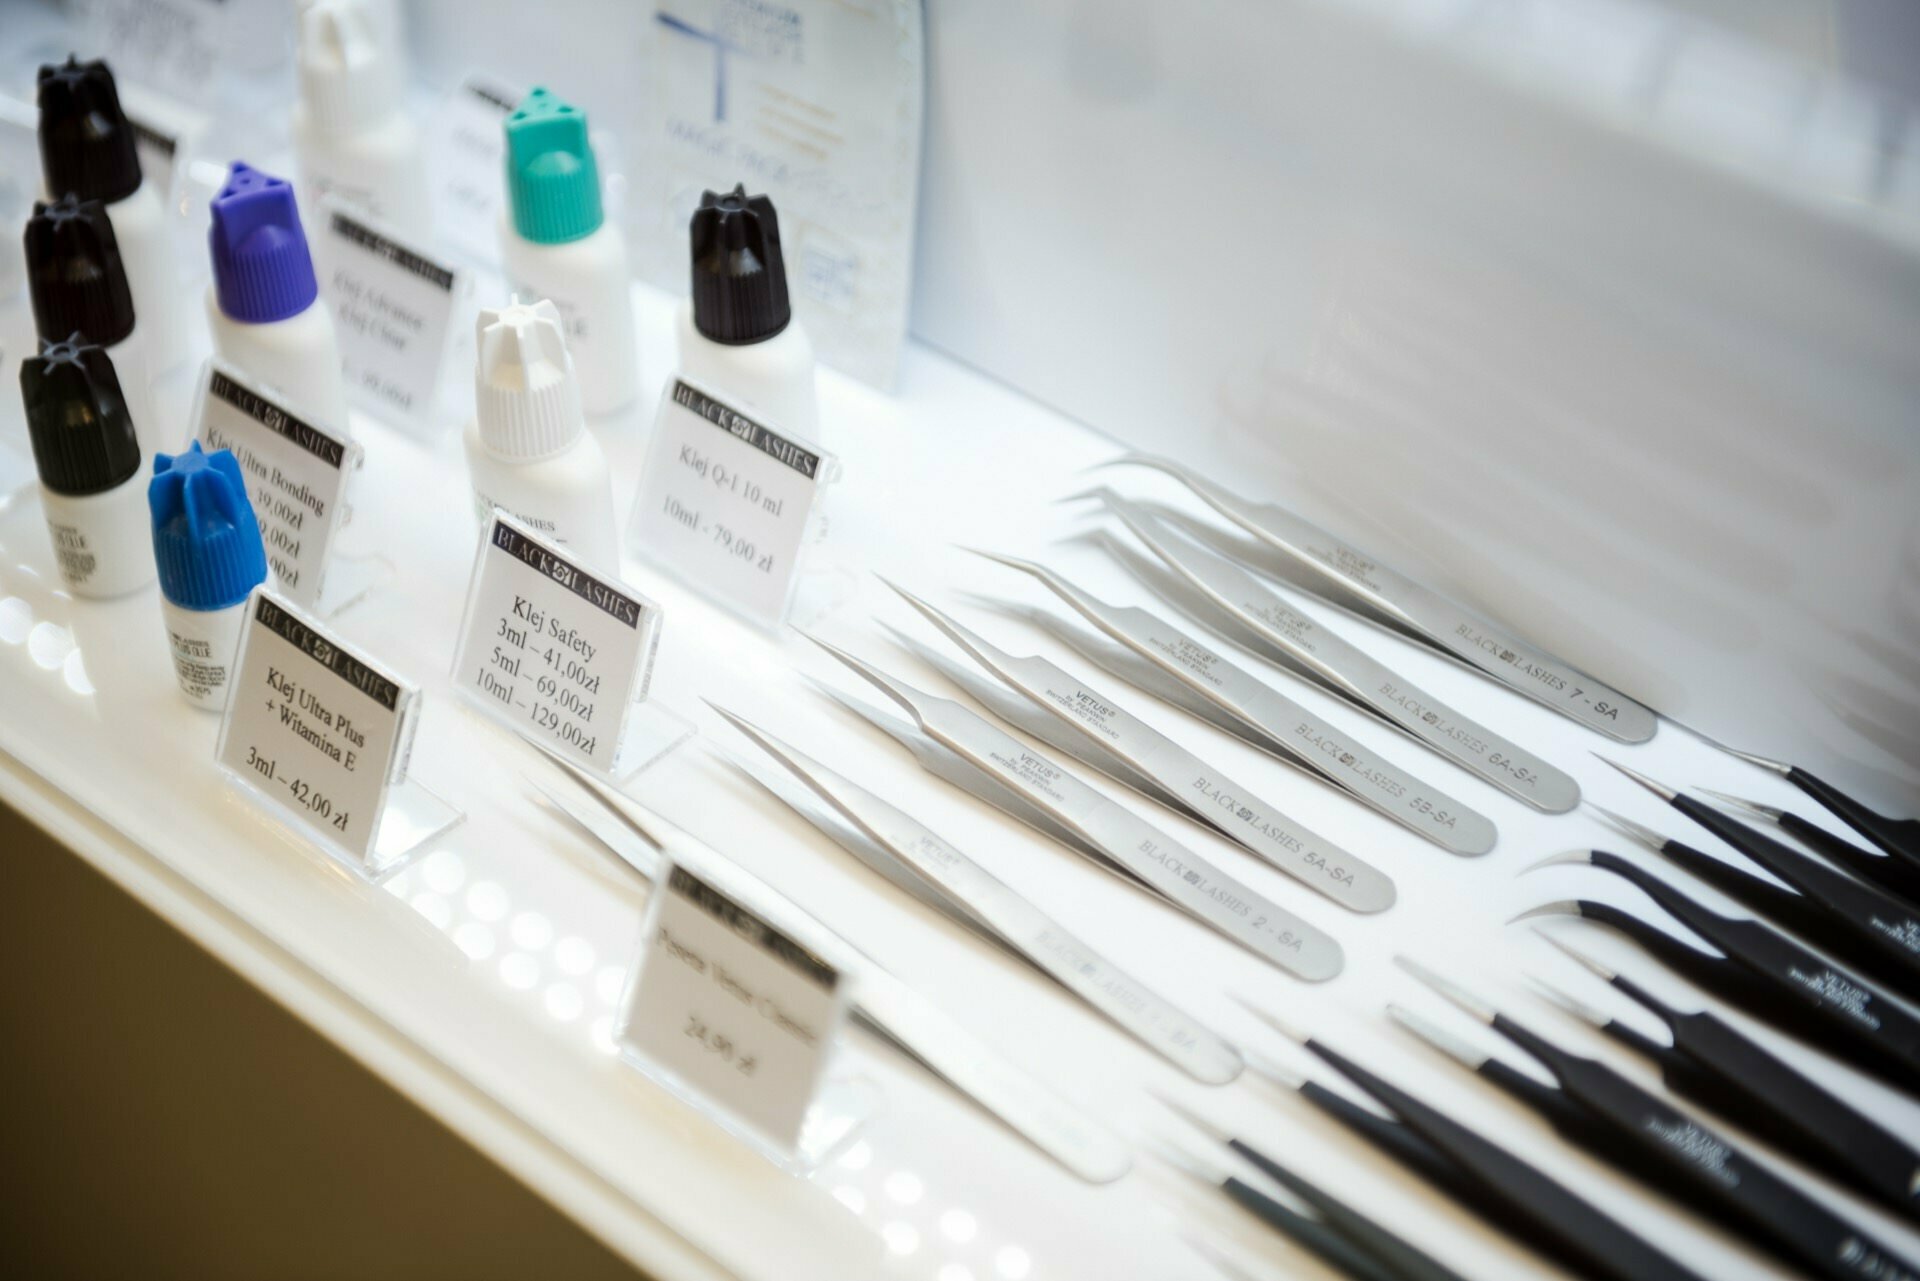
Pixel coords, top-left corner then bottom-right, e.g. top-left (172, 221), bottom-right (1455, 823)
top-left (504, 87), bottom-right (603, 245)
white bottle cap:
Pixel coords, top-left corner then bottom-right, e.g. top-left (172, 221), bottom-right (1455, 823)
top-left (297, 0), bottom-right (403, 136)
top-left (475, 299), bottom-right (586, 460)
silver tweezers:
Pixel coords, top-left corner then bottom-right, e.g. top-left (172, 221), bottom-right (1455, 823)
top-left (961, 549), bottom-right (1497, 856)
top-left (706, 703), bottom-right (1246, 1085)
top-left (873, 576), bottom-right (1396, 914)
top-left (528, 754), bottom-right (1133, 1184)
top-left (797, 631), bottom-right (1346, 982)
top-left (1103, 453), bottom-right (1658, 743)
top-left (1077, 490), bottom-right (1580, 814)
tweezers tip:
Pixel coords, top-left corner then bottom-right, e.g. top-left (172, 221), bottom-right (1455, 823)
top-left (1230, 993), bottom-right (1309, 1044)
top-left (1240, 1048), bottom-right (1307, 1091)
top-left (1715, 742), bottom-right (1792, 773)
top-left (1148, 1089), bottom-right (1231, 1144)
top-left (1142, 1134), bottom-right (1226, 1188)
top-left (1386, 1003), bottom-right (1487, 1068)
top-left (1528, 976), bottom-right (1608, 1027)
top-left (1508, 901), bottom-right (1584, 925)
top-left (1520, 849), bottom-right (1594, 875)
top-left (1393, 955), bottom-right (1496, 1024)
top-left (954, 544), bottom-right (1026, 572)
top-left (1591, 753), bottom-right (1677, 801)
top-left (1693, 787), bottom-right (1778, 822)
top-left (1532, 927), bottom-right (1615, 981)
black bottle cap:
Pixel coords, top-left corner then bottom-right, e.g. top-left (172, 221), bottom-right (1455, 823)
top-left (38, 56), bottom-right (144, 204)
top-left (24, 194), bottom-right (137, 346)
top-left (689, 184), bottom-right (792, 345)
top-left (20, 336), bottom-right (142, 497)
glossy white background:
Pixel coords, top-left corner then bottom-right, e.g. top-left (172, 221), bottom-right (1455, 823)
top-left (2, 1), bottom-right (1918, 1277)
top-left (908, 0), bottom-right (1920, 807)
top-left (4, 274), bottom-right (1919, 1280)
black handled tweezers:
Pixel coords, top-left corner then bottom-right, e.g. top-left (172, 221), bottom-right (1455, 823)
top-left (1710, 742), bottom-right (1920, 868)
top-left (1157, 1094), bottom-right (1468, 1281)
top-left (1237, 1006), bottom-right (1709, 1281)
top-left (1601, 760), bottom-right (1920, 1002)
top-left (1698, 787), bottom-right (1920, 906)
top-left (1517, 847), bottom-right (1920, 1095)
top-left (1394, 960), bottom-right (1920, 1281)
top-left (1532, 931), bottom-right (1920, 1224)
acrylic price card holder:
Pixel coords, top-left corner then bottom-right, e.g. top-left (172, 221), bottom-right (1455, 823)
top-left (314, 197), bottom-right (473, 438)
top-left (452, 513), bottom-right (691, 780)
top-left (216, 588), bottom-right (462, 882)
top-left (615, 858), bottom-right (872, 1173)
top-left (189, 358), bottom-right (391, 618)
top-left (626, 377), bottom-right (843, 632)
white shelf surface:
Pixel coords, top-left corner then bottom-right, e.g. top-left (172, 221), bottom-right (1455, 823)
top-left (2, 281), bottom-right (1918, 1281)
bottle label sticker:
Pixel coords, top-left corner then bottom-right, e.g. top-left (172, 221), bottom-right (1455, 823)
top-left (452, 514), bottom-right (663, 774)
top-left (216, 589), bottom-right (415, 863)
top-left (315, 199), bottom-right (470, 434)
top-left (430, 72), bottom-right (523, 267)
top-left (621, 861), bottom-right (846, 1154)
top-left (192, 360), bottom-right (360, 610)
top-left (627, 377), bottom-right (835, 629)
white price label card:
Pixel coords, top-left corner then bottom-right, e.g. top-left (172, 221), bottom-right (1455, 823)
top-left (316, 199), bottom-right (470, 434)
top-left (430, 72), bottom-right (523, 266)
top-left (218, 590), bottom-right (431, 873)
top-left (621, 861), bottom-right (848, 1155)
top-left (117, 81), bottom-right (207, 208)
top-left (192, 360), bottom-right (359, 610)
top-left (453, 515), bottom-right (665, 775)
top-left (627, 378), bottom-right (836, 628)
top-left (71, 0), bottom-right (232, 105)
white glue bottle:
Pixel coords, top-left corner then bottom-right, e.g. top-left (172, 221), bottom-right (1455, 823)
top-left (149, 442), bottom-right (272, 711)
top-left (464, 299), bottom-right (619, 570)
top-left (205, 162), bottom-right (350, 433)
top-left (24, 194), bottom-right (157, 453)
top-left (36, 56), bottom-right (188, 376)
top-left (498, 87), bottom-right (638, 417)
top-left (21, 338), bottom-right (154, 598)
top-left (676, 184), bottom-right (818, 441)
top-left (293, 0), bottom-right (432, 239)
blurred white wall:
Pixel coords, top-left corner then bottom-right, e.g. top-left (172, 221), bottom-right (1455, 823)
top-left (905, 0), bottom-right (1920, 803)
top-left (37, 0), bottom-right (1917, 800)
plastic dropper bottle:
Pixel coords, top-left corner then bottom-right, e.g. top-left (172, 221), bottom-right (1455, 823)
top-left (295, 0), bottom-right (406, 86)
top-left (677, 184), bottom-right (818, 441)
top-left (149, 442), bottom-right (271, 711)
top-left (464, 299), bottom-right (619, 569)
top-left (293, 0), bottom-right (431, 239)
top-left (21, 337), bottom-right (154, 598)
top-left (24, 194), bottom-right (156, 453)
top-left (206, 162), bottom-right (349, 431)
top-left (499, 87), bottom-right (638, 417)
top-left (36, 56), bottom-right (188, 375)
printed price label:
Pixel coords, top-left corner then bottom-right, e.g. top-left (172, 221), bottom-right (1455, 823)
top-left (117, 81), bottom-right (206, 208)
top-left (621, 862), bottom-right (846, 1154)
top-left (192, 360), bottom-right (359, 609)
top-left (70, 0), bottom-right (232, 105)
top-left (430, 73), bottom-right (522, 266)
top-left (627, 378), bottom-right (833, 628)
top-left (453, 515), bottom-right (663, 773)
top-left (316, 199), bottom-right (469, 434)
top-left (217, 590), bottom-right (417, 864)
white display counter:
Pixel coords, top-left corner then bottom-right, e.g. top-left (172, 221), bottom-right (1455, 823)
top-left (2, 279), bottom-right (1917, 1281)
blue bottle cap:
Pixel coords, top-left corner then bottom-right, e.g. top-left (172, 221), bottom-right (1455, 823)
top-left (149, 442), bottom-right (268, 610)
top-left (208, 162), bottom-right (319, 323)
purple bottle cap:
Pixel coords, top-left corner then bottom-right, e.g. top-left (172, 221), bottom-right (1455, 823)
top-left (208, 162), bottom-right (318, 323)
